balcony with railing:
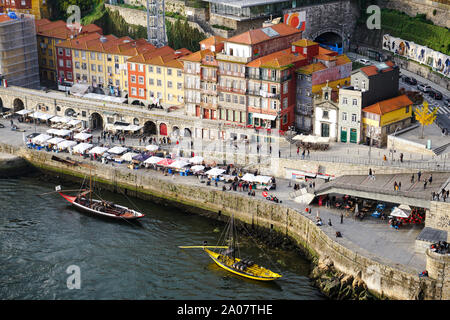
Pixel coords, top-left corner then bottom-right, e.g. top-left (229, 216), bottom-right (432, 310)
top-left (200, 101), bottom-right (218, 110)
top-left (219, 69), bottom-right (246, 78)
top-left (218, 86), bottom-right (246, 95)
top-left (260, 90), bottom-right (280, 100)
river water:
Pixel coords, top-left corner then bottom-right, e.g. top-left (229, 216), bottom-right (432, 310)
top-left (0, 176), bottom-right (324, 300)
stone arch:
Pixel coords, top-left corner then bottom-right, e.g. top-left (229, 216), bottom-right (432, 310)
top-left (183, 128), bottom-right (192, 138)
top-left (13, 98), bottom-right (24, 112)
top-left (131, 100), bottom-right (141, 106)
top-left (143, 120), bottom-right (157, 135)
top-left (311, 28), bottom-right (346, 53)
top-left (65, 108), bottom-right (76, 117)
top-left (133, 117), bottom-right (140, 125)
top-left (89, 112), bottom-right (103, 130)
top-left (0, 96), bottom-right (4, 113)
top-left (172, 126), bottom-right (180, 137)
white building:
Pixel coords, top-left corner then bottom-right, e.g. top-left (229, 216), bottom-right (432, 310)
top-left (313, 84), bottom-right (339, 141)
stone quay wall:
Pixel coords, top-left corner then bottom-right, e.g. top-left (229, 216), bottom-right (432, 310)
top-left (1, 141), bottom-right (446, 300)
top-left (0, 152), bottom-right (32, 177)
top-left (427, 201), bottom-right (450, 241)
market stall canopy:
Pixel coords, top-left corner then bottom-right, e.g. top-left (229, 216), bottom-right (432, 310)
top-left (132, 153), bottom-right (151, 162)
top-left (292, 135), bottom-right (306, 141)
top-left (107, 146), bottom-right (128, 155)
top-left (50, 116), bottom-right (70, 123)
top-left (145, 145), bottom-right (159, 152)
top-left (157, 158), bottom-right (175, 166)
top-left (169, 159), bottom-right (190, 169)
top-left (254, 175), bottom-right (272, 184)
top-left (391, 207), bottom-right (410, 218)
top-left (302, 135), bottom-right (317, 143)
top-left (31, 133), bottom-right (52, 145)
top-left (316, 137), bottom-right (330, 144)
top-left (190, 165), bottom-right (205, 172)
top-left (121, 152), bottom-right (139, 162)
top-left (15, 109), bottom-right (32, 116)
top-left (73, 143), bottom-right (93, 154)
top-left (67, 119), bottom-right (82, 127)
top-left (30, 112), bottom-right (54, 121)
top-left (57, 140), bottom-right (77, 150)
top-left (47, 137), bottom-right (65, 145)
top-left (205, 168), bottom-right (225, 176)
top-left (189, 156), bottom-right (204, 164)
top-left (123, 124), bottom-right (142, 132)
top-left (47, 128), bottom-right (72, 137)
top-left (74, 132), bottom-right (92, 141)
top-left (144, 156), bottom-right (164, 164)
top-left (241, 173), bottom-right (256, 182)
top-left (89, 146), bottom-right (108, 155)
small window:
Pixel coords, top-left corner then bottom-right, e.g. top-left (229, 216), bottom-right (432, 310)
top-left (406, 106), bottom-right (410, 113)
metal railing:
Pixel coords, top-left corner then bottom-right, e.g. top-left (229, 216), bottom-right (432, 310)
top-left (280, 152), bottom-right (449, 171)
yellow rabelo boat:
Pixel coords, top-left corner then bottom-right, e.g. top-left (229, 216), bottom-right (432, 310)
top-left (179, 214), bottom-right (282, 281)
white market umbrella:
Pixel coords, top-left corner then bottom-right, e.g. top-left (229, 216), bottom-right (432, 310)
top-left (303, 135), bottom-right (317, 143)
top-left (57, 140), bottom-right (77, 150)
top-left (190, 165), bottom-right (205, 172)
top-left (89, 146), bottom-right (108, 155)
top-left (47, 137), bottom-right (65, 145)
top-left (254, 175), bottom-right (272, 184)
top-left (68, 119), bottom-right (82, 127)
top-left (73, 143), bottom-right (93, 154)
top-left (144, 156), bottom-right (164, 164)
top-left (169, 160), bottom-right (190, 169)
top-left (205, 168), bottom-right (225, 177)
top-left (121, 152), bottom-right (139, 162)
top-left (31, 133), bottom-right (52, 145)
top-left (74, 132), bottom-right (92, 141)
top-left (15, 109), bottom-right (32, 116)
top-left (145, 145), bottom-right (159, 152)
top-left (241, 173), bottom-right (256, 182)
top-left (108, 146), bottom-right (128, 155)
top-left (292, 135), bottom-right (306, 141)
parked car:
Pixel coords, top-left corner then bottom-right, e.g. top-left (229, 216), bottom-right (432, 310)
top-left (356, 58), bottom-right (371, 65)
top-left (403, 77), bottom-right (417, 85)
top-left (26, 132), bottom-right (40, 140)
top-left (428, 90), bottom-right (443, 100)
top-left (417, 84), bottom-right (431, 92)
top-left (444, 99), bottom-right (450, 107)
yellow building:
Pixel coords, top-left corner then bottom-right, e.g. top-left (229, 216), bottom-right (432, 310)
top-left (127, 47), bottom-right (191, 106)
top-left (31, 0), bottom-right (48, 19)
top-left (362, 94), bottom-right (413, 147)
top-left (58, 33), bottom-right (155, 97)
top-left (35, 19), bottom-right (101, 84)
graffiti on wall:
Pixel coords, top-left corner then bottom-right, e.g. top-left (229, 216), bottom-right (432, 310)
top-left (382, 34), bottom-right (450, 77)
top-left (284, 11), bottom-right (306, 32)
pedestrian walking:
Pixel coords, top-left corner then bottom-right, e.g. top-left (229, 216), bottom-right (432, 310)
top-left (340, 213), bottom-right (343, 224)
top-left (424, 181), bottom-right (427, 189)
top-left (418, 170), bottom-right (422, 181)
top-left (400, 153), bottom-right (403, 163)
top-left (398, 181), bottom-right (401, 191)
top-left (411, 174), bottom-right (414, 184)
top-left (394, 181), bottom-right (398, 191)
top-left (328, 219), bottom-right (332, 226)
top-left (302, 149), bottom-right (305, 160)
top-left (297, 147), bottom-right (300, 156)
top-left (369, 168), bottom-right (372, 177)
top-left (307, 148), bottom-right (310, 158)
top-left (428, 174), bottom-right (432, 185)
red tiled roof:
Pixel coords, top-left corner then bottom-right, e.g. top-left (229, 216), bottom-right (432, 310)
top-left (363, 95), bottom-right (413, 115)
top-left (227, 23), bottom-right (301, 45)
top-left (247, 48), bottom-right (306, 69)
top-left (360, 61), bottom-right (395, 77)
top-left (35, 19), bottom-right (102, 39)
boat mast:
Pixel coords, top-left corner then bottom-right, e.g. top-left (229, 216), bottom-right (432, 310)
top-left (231, 214), bottom-right (236, 261)
top-left (89, 166), bottom-right (92, 206)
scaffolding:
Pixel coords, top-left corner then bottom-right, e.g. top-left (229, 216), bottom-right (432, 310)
top-left (0, 13), bottom-right (40, 89)
top-left (145, 0), bottom-right (167, 48)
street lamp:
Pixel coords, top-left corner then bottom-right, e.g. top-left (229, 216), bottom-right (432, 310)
top-left (368, 126), bottom-right (374, 162)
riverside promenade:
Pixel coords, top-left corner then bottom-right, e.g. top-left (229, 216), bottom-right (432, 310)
top-left (0, 118), bottom-right (448, 300)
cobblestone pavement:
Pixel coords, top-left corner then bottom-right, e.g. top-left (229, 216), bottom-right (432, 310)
top-left (0, 118), bottom-right (429, 273)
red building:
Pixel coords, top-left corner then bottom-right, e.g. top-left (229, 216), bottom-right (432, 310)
top-left (56, 44), bottom-right (74, 84)
top-left (0, 0), bottom-right (32, 11)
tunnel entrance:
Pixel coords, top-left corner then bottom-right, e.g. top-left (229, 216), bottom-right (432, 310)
top-left (314, 32), bottom-right (343, 55)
